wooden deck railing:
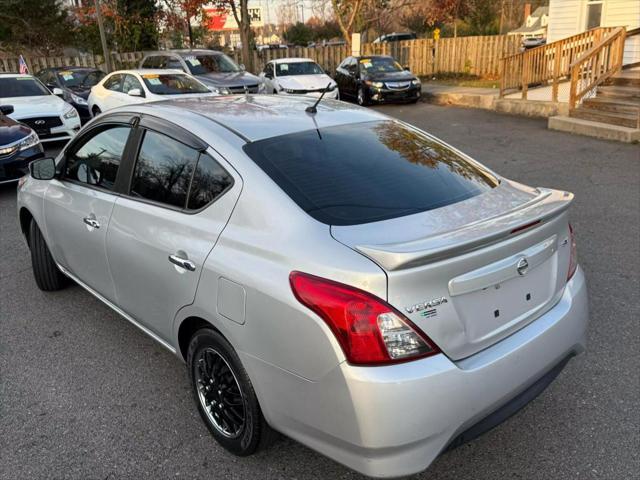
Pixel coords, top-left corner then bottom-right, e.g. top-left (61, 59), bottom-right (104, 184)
top-left (568, 27), bottom-right (627, 109)
top-left (499, 27), bottom-right (616, 100)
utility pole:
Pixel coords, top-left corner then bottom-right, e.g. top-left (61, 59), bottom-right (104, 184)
top-left (94, 0), bottom-right (112, 73)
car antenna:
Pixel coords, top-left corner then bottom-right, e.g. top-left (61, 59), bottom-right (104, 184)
top-left (305, 82), bottom-right (332, 114)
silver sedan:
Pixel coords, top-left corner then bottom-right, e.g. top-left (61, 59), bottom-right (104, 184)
top-left (16, 95), bottom-right (588, 478)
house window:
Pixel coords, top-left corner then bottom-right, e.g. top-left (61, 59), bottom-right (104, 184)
top-left (586, 1), bottom-right (603, 30)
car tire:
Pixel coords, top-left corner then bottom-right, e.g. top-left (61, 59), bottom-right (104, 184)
top-left (187, 328), bottom-right (276, 456)
top-left (29, 219), bottom-right (67, 291)
top-left (357, 87), bottom-right (368, 106)
top-left (92, 106), bottom-right (101, 117)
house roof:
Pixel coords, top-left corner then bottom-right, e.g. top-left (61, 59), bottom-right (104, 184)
top-left (511, 7), bottom-right (549, 34)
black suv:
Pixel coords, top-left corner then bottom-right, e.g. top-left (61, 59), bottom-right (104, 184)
top-left (36, 67), bottom-right (106, 123)
top-left (334, 55), bottom-right (421, 106)
top-left (139, 49), bottom-right (262, 94)
top-left (0, 105), bottom-right (44, 184)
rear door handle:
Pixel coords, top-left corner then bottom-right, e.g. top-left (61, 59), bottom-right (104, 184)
top-left (168, 254), bottom-right (196, 272)
top-left (83, 217), bottom-right (100, 229)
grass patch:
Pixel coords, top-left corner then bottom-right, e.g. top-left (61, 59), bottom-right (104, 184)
top-left (420, 72), bottom-right (500, 89)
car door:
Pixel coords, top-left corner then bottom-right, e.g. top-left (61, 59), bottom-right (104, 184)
top-left (334, 57), bottom-right (350, 95)
top-left (106, 118), bottom-right (241, 342)
top-left (44, 119), bottom-right (135, 301)
top-left (260, 62), bottom-right (273, 92)
top-left (99, 73), bottom-right (126, 111)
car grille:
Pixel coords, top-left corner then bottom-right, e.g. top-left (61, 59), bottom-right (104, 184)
top-left (21, 116), bottom-right (63, 130)
top-left (386, 81), bottom-right (412, 90)
top-left (228, 84), bottom-right (260, 94)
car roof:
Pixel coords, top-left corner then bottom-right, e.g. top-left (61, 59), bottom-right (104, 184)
top-left (0, 73), bottom-right (34, 78)
top-left (47, 66), bottom-right (101, 72)
top-left (271, 57), bottom-right (314, 64)
top-left (106, 69), bottom-right (185, 76)
top-left (123, 95), bottom-right (388, 143)
top-left (145, 49), bottom-right (223, 56)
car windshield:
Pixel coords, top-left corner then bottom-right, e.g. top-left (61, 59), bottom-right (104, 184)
top-left (0, 77), bottom-right (50, 97)
top-left (57, 70), bottom-right (103, 87)
top-left (140, 73), bottom-right (210, 95)
top-left (359, 57), bottom-right (403, 73)
top-left (276, 62), bottom-right (324, 76)
top-left (243, 120), bottom-right (498, 226)
top-left (184, 54), bottom-right (241, 74)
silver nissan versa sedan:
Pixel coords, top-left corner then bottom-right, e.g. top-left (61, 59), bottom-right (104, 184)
top-left (16, 95), bottom-right (588, 478)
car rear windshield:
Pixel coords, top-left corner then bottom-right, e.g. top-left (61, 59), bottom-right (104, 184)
top-left (184, 54), bottom-right (241, 74)
top-left (140, 73), bottom-right (209, 95)
top-left (0, 77), bottom-right (50, 97)
top-left (243, 120), bottom-right (498, 226)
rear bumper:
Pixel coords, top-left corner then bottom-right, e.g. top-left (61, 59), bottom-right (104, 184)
top-left (244, 267), bottom-right (588, 478)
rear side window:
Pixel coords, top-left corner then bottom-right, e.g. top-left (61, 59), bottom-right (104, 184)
top-left (65, 126), bottom-right (131, 191)
top-left (130, 130), bottom-right (198, 208)
top-left (187, 153), bottom-right (233, 210)
top-left (243, 120), bottom-right (498, 226)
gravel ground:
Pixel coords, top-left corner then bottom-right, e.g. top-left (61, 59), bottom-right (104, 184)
top-left (1, 103), bottom-right (638, 480)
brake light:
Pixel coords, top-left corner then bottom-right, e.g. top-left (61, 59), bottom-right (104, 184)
top-left (567, 223), bottom-right (578, 280)
top-left (289, 271), bottom-right (440, 365)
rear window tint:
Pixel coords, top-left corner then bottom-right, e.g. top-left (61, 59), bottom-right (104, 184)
top-left (243, 120), bottom-right (498, 226)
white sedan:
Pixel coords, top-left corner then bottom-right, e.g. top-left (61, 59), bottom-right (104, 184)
top-left (88, 69), bottom-right (218, 116)
top-left (258, 58), bottom-right (339, 99)
top-left (0, 73), bottom-right (81, 143)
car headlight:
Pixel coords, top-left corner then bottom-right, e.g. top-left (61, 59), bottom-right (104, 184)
top-left (412, 79), bottom-right (421, 86)
top-left (283, 88), bottom-right (298, 94)
top-left (327, 84), bottom-right (337, 91)
top-left (365, 81), bottom-right (384, 89)
top-left (18, 130), bottom-right (40, 151)
top-left (63, 107), bottom-right (78, 119)
top-left (70, 93), bottom-right (88, 105)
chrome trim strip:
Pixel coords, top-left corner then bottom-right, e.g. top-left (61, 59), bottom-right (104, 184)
top-left (57, 263), bottom-right (177, 354)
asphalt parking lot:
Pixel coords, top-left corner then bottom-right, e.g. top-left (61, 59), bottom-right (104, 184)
top-left (1, 103), bottom-right (638, 480)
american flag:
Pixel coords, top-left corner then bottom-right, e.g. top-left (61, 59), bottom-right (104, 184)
top-left (19, 55), bottom-right (29, 74)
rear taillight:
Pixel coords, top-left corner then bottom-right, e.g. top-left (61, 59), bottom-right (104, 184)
top-left (567, 223), bottom-right (578, 281)
top-left (289, 271), bottom-right (440, 366)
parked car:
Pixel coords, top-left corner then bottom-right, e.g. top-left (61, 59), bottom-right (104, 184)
top-left (87, 69), bottom-right (218, 116)
top-left (0, 73), bottom-right (81, 143)
top-left (256, 44), bottom-right (288, 52)
top-left (521, 37), bottom-right (547, 50)
top-left (139, 49), bottom-right (262, 94)
top-left (372, 32), bottom-right (417, 43)
top-left (17, 95), bottom-right (588, 478)
top-left (0, 105), bottom-right (43, 184)
top-left (36, 67), bottom-right (106, 123)
top-left (259, 58), bottom-right (338, 99)
top-left (334, 55), bottom-right (421, 105)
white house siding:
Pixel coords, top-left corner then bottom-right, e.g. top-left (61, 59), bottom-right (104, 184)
top-left (548, 0), bottom-right (639, 64)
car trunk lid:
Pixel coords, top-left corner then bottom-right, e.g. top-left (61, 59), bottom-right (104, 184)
top-left (331, 180), bottom-right (574, 360)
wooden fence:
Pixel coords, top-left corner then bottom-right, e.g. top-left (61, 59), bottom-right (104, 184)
top-left (1, 34), bottom-right (520, 78)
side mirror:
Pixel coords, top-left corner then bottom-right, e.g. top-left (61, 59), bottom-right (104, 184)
top-left (29, 157), bottom-right (56, 181)
top-left (265, 72), bottom-right (273, 79)
top-left (239, 63), bottom-right (245, 71)
top-left (128, 88), bottom-right (143, 97)
top-left (0, 105), bottom-right (14, 115)
top-left (52, 87), bottom-right (64, 97)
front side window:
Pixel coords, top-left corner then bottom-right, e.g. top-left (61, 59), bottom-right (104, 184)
top-left (122, 74), bottom-right (143, 93)
top-left (140, 73), bottom-right (209, 95)
top-left (275, 61), bottom-right (324, 77)
top-left (103, 74), bottom-right (123, 92)
top-left (0, 77), bottom-right (51, 97)
top-left (243, 120), bottom-right (498, 226)
top-left (187, 153), bottom-right (233, 210)
top-left (130, 130), bottom-right (199, 208)
top-left (65, 126), bottom-right (131, 191)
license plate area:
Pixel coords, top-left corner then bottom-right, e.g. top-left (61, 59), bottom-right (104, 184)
top-left (452, 258), bottom-right (556, 342)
